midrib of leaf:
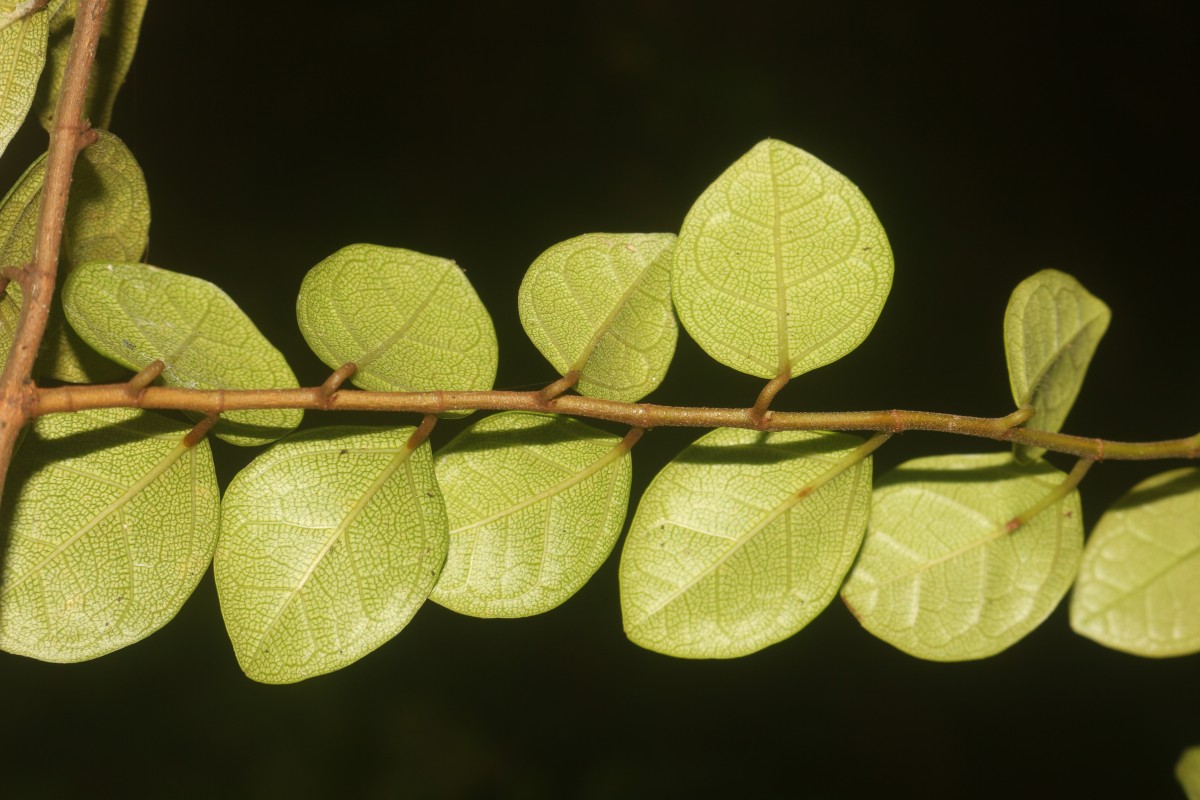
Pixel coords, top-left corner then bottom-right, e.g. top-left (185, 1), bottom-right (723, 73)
top-left (450, 436), bottom-right (631, 536)
top-left (0, 439), bottom-right (190, 599)
top-left (637, 444), bottom-right (869, 622)
top-left (354, 266), bottom-right (453, 372)
top-left (1019, 311), bottom-right (1108, 405)
top-left (1077, 539), bottom-right (1200, 624)
top-left (868, 482), bottom-right (1066, 589)
top-left (568, 247), bottom-right (662, 374)
top-left (248, 445), bottom-right (417, 661)
top-left (769, 144), bottom-right (790, 377)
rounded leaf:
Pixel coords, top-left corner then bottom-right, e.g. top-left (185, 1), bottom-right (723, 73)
top-left (1004, 269), bottom-right (1110, 461)
top-left (0, 408), bottom-right (219, 662)
top-left (296, 244), bottom-right (498, 407)
top-left (1179, 746), bottom-right (1200, 800)
top-left (0, 2), bottom-right (47, 160)
top-left (518, 233), bottom-right (677, 401)
top-left (215, 426), bottom-right (449, 683)
top-left (62, 262), bottom-right (303, 446)
top-left (673, 139), bottom-right (893, 378)
top-left (432, 411), bottom-right (633, 617)
top-left (620, 428), bottom-right (872, 658)
top-left (1070, 468), bottom-right (1200, 657)
top-left (841, 453), bottom-right (1083, 661)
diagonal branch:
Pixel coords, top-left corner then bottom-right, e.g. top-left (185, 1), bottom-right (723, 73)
top-left (0, 0), bottom-right (109, 512)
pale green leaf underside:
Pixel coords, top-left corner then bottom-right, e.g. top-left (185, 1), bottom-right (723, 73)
top-left (1070, 468), bottom-right (1200, 657)
top-left (215, 426), bottom-right (448, 684)
top-left (841, 453), bottom-right (1083, 661)
top-left (0, 130), bottom-right (149, 382)
top-left (1178, 746), bottom-right (1200, 800)
top-left (432, 411), bottom-right (632, 617)
top-left (297, 244), bottom-right (498, 408)
top-left (518, 232), bottom-right (677, 402)
top-left (0, 408), bottom-right (219, 662)
top-left (0, 3), bottom-right (46, 160)
top-left (673, 138), bottom-right (893, 379)
top-left (620, 427), bottom-right (871, 658)
top-left (1004, 269), bottom-right (1110, 461)
top-left (36, 0), bottom-right (147, 130)
top-left (62, 262), bottom-right (302, 446)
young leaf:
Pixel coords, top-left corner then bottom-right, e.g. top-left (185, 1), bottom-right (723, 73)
top-left (62, 262), bottom-right (303, 446)
top-left (0, 408), bottom-right (219, 662)
top-left (0, 2), bottom-right (47, 160)
top-left (0, 130), bottom-right (150, 382)
top-left (620, 428), bottom-right (873, 658)
top-left (431, 411), bottom-right (633, 617)
top-left (296, 244), bottom-right (498, 409)
top-left (841, 453), bottom-right (1083, 661)
top-left (518, 233), bottom-right (677, 401)
top-left (673, 138), bottom-right (893, 379)
top-left (1070, 468), bottom-right (1200, 657)
top-left (1179, 746), bottom-right (1200, 800)
top-left (214, 426), bottom-right (449, 684)
top-left (35, 0), bottom-right (147, 130)
top-left (1004, 269), bottom-right (1110, 461)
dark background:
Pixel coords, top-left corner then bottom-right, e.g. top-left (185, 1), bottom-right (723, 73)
top-left (2, 1), bottom-right (1198, 797)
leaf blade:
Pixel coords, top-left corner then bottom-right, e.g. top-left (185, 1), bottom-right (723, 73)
top-left (0, 2), bottom-right (47, 160)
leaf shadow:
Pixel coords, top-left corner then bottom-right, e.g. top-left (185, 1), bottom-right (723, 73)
top-left (673, 432), bottom-right (856, 465)
top-left (877, 458), bottom-right (1058, 488)
top-left (1109, 469), bottom-right (1200, 511)
top-left (438, 418), bottom-right (614, 455)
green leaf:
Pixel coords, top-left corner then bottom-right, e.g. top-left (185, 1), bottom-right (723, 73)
top-left (0, 408), bottom-right (219, 662)
top-left (619, 428), bottom-right (873, 658)
top-left (518, 233), bottom-right (677, 401)
top-left (36, 0), bottom-right (147, 130)
top-left (214, 426), bottom-right (448, 684)
top-left (1004, 269), bottom-right (1110, 461)
top-left (296, 244), bottom-right (498, 414)
top-left (1070, 468), bottom-right (1200, 657)
top-left (0, 2), bottom-right (47, 160)
top-left (431, 411), bottom-right (633, 617)
top-left (1178, 746), bottom-right (1200, 800)
top-left (841, 453), bottom-right (1083, 661)
top-left (672, 138), bottom-right (893, 379)
top-left (0, 130), bottom-right (150, 382)
top-left (62, 261), bottom-right (303, 446)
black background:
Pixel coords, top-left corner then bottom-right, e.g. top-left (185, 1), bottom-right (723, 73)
top-left (2, 1), bottom-right (1198, 797)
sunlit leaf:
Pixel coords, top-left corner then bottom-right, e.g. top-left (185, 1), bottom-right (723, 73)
top-left (672, 138), bottom-right (893, 379)
top-left (1070, 468), bottom-right (1200, 657)
top-left (0, 130), bottom-right (149, 381)
top-left (36, 0), bottom-right (147, 130)
top-left (1179, 746), bottom-right (1200, 800)
top-left (431, 411), bottom-right (633, 617)
top-left (620, 427), bottom-right (873, 658)
top-left (518, 233), bottom-right (677, 401)
top-left (0, 408), bottom-right (219, 662)
top-left (62, 261), bottom-right (302, 446)
top-left (1004, 269), bottom-right (1110, 461)
top-left (215, 426), bottom-right (448, 684)
top-left (841, 453), bottom-right (1083, 661)
top-left (296, 244), bottom-right (498, 414)
top-left (0, 1), bottom-right (47, 159)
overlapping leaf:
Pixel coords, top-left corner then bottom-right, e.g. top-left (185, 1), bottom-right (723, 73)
top-left (62, 262), bottom-right (302, 446)
top-left (673, 138), bottom-right (892, 379)
top-left (518, 233), bottom-right (677, 401)
top-left (35, 0), bottom-right (147, 130)
top-left (1004, 269), bottom-right (1110, 461)
top-left (215, 426), bottom-right (448, 684)
top-left (296, 244), bottom-right (497, 412)
top-left (841, 453), bottom-right (1083, 661)
top-left (0, 408), bottom-right (219, 662)
top-left (1070, 468), bottom-right (1200, 657)
top-left (0, 1), bottom-right (47, 159)
top-left (432, 411), bottom-right (632, 617)
top-left (620, 428), bottom-right (873, 658)
top-left (0, 130), bottom-right (150, 381)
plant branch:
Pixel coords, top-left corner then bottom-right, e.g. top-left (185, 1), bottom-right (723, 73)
top-left (0, 0), bottom-right (108, 511)
top-left (28, 381), bottom-right (1199, 461)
